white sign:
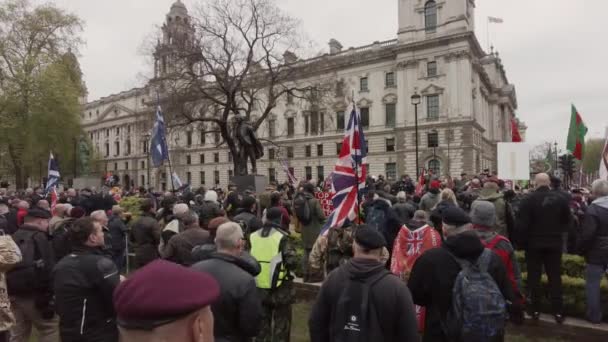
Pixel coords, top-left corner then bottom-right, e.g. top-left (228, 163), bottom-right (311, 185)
top-left (497, 143), bottom-right (531, 180)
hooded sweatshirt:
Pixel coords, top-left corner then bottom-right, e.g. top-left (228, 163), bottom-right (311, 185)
top-left (309, 258), bottom-right (419, 342)
top-left (578, 196), bottom-right (608, 265)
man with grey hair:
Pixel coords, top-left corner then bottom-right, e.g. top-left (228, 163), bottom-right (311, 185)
top-left (91, 210), bottom-right (113, 258)
top-left (577, 179), bottom-right (608, 324)
top-left (158, 203), bottom-right (189, 255)
top-left (162, 210), bottom-right (210, 266)
top-left (408, 206), bottom-right (517, 341)
top-left (191, 222), bottom-right (263, 341)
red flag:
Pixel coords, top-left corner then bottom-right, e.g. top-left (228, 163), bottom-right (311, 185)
top-left (511, 118), bottom-right (522, 142)
top-left (415, 169), bottom-right (426, 196)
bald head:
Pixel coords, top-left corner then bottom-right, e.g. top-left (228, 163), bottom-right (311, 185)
top-left (535, 173), bottom-right (551, 188)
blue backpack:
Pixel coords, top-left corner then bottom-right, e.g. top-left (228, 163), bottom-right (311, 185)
top-left (443, 249), bottom-right (507, 340)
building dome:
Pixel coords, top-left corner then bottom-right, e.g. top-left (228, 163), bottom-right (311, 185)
top-left (168, 0), bottom-right (188, 18)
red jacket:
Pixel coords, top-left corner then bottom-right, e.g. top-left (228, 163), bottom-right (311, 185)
top-left (16, 208), bottom-right (27, 227)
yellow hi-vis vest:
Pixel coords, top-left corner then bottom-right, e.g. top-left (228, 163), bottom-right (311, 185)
top-left (250, 228), bottom-right (286, 289)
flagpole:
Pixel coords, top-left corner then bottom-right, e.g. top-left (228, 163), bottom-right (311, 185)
top-left (156, 91), bottom-right (176, 193)
top-left (163, 127), bottom-right (176, 192)
top-left (352, 91), bottom-right (361, 213)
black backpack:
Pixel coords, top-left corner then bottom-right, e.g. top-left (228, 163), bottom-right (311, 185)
top-left (334, 269), bottom-right (390, 341)
top-left (52, 219), bottom-right (75, 262)
top-left (293, 193), bottom-right (312, 225)
top-left (6, 231), bottom-right (44, 296)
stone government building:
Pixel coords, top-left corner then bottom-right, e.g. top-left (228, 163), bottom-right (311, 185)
top-left (81, 0), bottom-right (525, 191)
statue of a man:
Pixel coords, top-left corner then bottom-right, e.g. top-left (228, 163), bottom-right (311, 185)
top-left (234, 115), bottom-right (264, 175)
top-left (78, 135), bottom-right (90, 175)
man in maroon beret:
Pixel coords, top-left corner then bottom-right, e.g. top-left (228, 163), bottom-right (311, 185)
top-left (114, 260), bottom-right (219, 341)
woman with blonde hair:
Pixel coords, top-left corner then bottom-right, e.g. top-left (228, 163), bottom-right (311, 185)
top-left (437, 188), bottom-right (458, 208)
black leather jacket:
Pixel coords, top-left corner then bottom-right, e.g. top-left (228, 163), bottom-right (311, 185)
top-left (52, 246), bottom-right (120, 342)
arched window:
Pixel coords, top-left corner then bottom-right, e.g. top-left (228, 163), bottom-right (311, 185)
top-left (428, 159), bottom-right (441, 175)
top-left (425, 1), bottom-right (437, 32)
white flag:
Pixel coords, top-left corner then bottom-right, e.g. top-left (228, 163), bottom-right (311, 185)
top-left (488, 16), bottom-right (504, 23)
top-left (600, 129), bottom-right (608, 181)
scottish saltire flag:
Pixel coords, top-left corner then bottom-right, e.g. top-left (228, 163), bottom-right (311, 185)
top-left (45, 152), bottom-right (60, 193)
top-left (280, 158), bottom-right (298, 185)
top-left (151, 97), bottom-right (169, 167)
top-left (171, 172), bottom-right (183, 189)
top-left (322, 104), bottom-right (367, 233)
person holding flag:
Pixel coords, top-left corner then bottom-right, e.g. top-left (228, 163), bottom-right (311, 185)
top-left (321, 102), bottom-right (367, 233)
top-left (45, 153), bottom-right (60, 214)
top-left (150, 95), bottom-right (176, 192)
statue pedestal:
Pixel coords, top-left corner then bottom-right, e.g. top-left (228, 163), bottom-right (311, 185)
top-left (73, 176), bottom-right (101, 190)
top-left (231, 175), bottom-right (267, 194)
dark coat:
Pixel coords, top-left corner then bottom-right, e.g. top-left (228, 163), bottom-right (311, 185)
top-left (367, 199), bottom-right (402, 255)
top-left (129, 212), bottom-right (160, 268)
top-left (408, 231), bottom-right (516, 342)
top-left (300, 193), bottom-right (326, 249)
top-left (577, 196), bottom-right (608, 265)
top-left (393, 201), bottom-right (416, 225)
top-left (515, 186), bottom-right (572, 250)
top-left (232, 210), bottom-right (263, 235)
top-left (107, 214), bottom-right (127, 259)
top-left (8, 225), bottom-right (55, 297)
top-left (52, 246), bottom-right (119, 342)
top-left (192, 252), bottom-right (262, 342)
top-left (198, 201), bottom-right (223, 229)
top-left (163, 228), bottom-right (211, 266)
top-left (309, 258), bottom-right (419, 342)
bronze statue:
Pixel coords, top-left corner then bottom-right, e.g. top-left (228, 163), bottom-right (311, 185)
top-left (78, 135), bottom-right (91, 175)
top-left (234, 115), bottom-right (264, 175)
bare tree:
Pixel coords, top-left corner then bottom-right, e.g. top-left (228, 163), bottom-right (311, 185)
top-left (152, 0), bottom-right (335, 176)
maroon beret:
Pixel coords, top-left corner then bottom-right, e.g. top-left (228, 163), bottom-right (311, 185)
top-left (69, 207), bottom-right (86, 218)
top-left (113, 260), bottom-right (219, 327)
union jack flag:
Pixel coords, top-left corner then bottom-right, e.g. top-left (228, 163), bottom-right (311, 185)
top-left (279, 158), bottom-right (298, 185)
top-left (322, 104), bottom-right (367, 233)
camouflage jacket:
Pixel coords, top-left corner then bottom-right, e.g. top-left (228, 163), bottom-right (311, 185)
top-left (0, 234), bottom-right (22, 331)
top-left (309, 228), bottom-right (390, 273)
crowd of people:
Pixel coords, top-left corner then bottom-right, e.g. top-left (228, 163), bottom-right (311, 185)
top-left (0, 168), bottom-right (605, 341)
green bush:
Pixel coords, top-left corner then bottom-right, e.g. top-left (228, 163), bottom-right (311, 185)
top-left (520, 272), bottom-right (608, 319)
top-left (290, 232), bottom-right (305, 278)
top-left (118, 196), bottom-right (143, 223)
top-left (515, 251), bottom-right (586, 279)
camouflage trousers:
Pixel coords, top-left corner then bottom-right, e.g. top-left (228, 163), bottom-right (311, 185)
top-left (254, 284), bottom-right (294, 342)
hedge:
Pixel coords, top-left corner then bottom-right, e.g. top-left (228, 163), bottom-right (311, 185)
top-left (513, 252), bottom-right (608, 320)
top-left (515, 251), bottom-right (586, 279)
top-left (520, 272), bottom-right (608, 319)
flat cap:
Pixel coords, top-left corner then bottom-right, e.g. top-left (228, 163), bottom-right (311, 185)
top-left (354, 225), bottom-right (386, 250)
top-left (114, 260), bottom-right (219, 329)
top-left (442, 206), bottom-right (471, 226)
top-left (26, 208), bottom-right (51, 219)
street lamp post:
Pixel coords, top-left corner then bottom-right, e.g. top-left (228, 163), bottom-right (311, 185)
top-left (411, 92), bottom-right (421, 178)
top-left (553, 141), bottom-right (558, 173)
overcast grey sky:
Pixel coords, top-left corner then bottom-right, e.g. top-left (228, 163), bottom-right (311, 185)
top-left (54, 0), bottom-right (608, 147)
